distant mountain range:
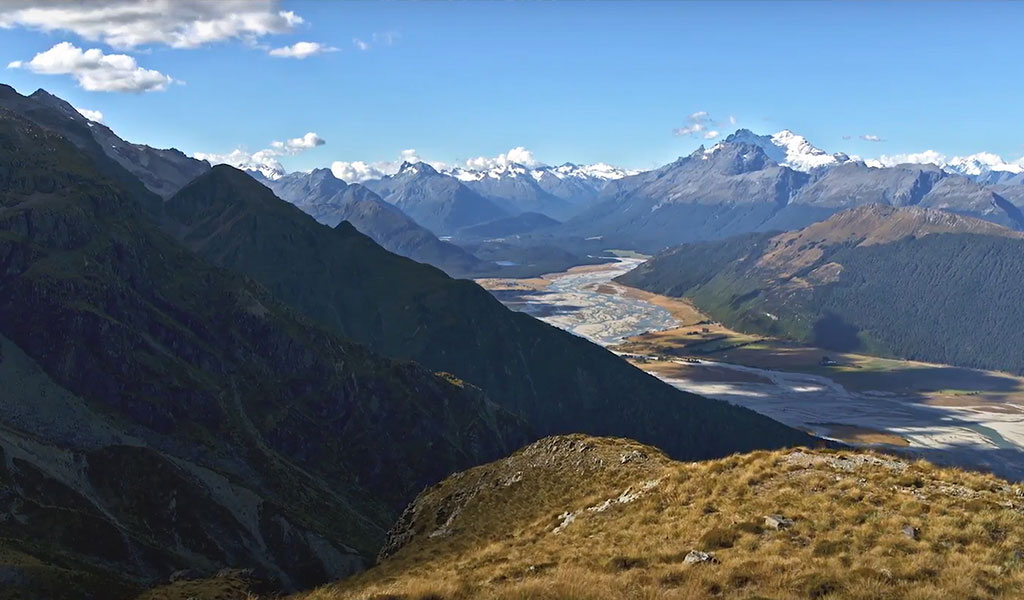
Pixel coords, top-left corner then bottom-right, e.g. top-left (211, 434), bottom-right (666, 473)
top-left (362, 161), bottom-right (509, 235)
top-left (254, 168), bottom-right (487, 277)
top-left (227, 128), bottom-right (1024, 262)
top-left (559, 133), bottom-right (1024, 251)
top-left (252, 166), bottom-right (600, 277)
top-left (445, 161), bottom-right (636, 219)
top-left (618, 204), bottom-right (1024, 373)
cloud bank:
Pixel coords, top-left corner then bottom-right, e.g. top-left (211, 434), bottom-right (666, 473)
top-left (7, 42), bottom-right (174, 93)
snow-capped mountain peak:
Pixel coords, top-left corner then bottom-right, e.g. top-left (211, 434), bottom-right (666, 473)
top-left (242, 161), bottom-right (286, 181)
top-left (397, 160), bottom-right (438, 177)
top-left (722, 128), bottom-right (850, 172)
top-left (946, 152), bottom-right (1024, 177)
top-left (444, 161), bottom-right (637, 185)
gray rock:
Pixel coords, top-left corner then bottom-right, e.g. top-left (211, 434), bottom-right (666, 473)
top-left (683, 550), bottom-right (717, 565)
top-left (765, 514), bottom-right (794, 530)
top-left (902, 526), bottom-right (920, 540)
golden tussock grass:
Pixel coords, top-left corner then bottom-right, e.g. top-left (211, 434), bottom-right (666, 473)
top-left (293, 435), bottom-right (1024, 600)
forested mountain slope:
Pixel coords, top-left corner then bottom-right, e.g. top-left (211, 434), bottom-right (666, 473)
top-left (618, 205), bottom-right (1024, 373)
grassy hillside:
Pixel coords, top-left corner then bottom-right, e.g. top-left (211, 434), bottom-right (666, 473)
top-left (618, 205), bottom-right (1024, 374)
top-left (297, 435), bottom-right (1024, 600)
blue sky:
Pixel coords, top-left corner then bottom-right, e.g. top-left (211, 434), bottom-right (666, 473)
top-left (2, 1), bottom-right (1022, 173)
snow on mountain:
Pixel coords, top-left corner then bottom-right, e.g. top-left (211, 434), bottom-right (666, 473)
top-left (946, 153), bottom-right (1024, 177)
top-left (242, 161), bottom-right (286, 181)
top-left (445, 161), bottom-right (637, 186)
top-left (864, 150), bottom-right (1024, 184)
top-left (719, 129), bottom-right (850, 172)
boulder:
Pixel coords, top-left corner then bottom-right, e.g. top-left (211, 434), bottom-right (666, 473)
top-left (684, 550), bottom-right (718, 565)
top-left (765, 514), bottom-right (794, 530)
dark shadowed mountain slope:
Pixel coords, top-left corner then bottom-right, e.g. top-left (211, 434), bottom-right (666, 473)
top-left (0, 85), bottom-right (208, 201)
top-left (256, 169), bottom-right (486, 277)
top-left (0, 110), bottom-right (527, 597)
top-left (618, 204), bottom-right (1024, 373)
top-left (454, 211), bottom-right (561, 241)
top-left (163, 166), bottom-right (815, 465)
top-left (363, 161), bottom-right (508, 234)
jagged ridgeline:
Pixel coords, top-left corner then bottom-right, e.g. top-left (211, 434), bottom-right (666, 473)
top-left (0, 110), bottom-right (529, 596)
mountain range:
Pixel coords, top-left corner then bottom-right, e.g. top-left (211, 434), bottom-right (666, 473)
top-left (618, 204), bottom-right (1024, 373)
top-left (558, 132), bottom-right (1024, 251)
top-left (445, 161), bottom-right (635, 220)
top-left (0, 85), bottom-right (815, 597)
top-left (253, 168), bottom-right (487, 277)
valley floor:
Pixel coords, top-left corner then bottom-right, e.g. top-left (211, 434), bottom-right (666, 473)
top-left (478, 259), bottom-right (1024, 481)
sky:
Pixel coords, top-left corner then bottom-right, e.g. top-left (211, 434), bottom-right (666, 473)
top-left (2, 0), bottom-right (1023, 177)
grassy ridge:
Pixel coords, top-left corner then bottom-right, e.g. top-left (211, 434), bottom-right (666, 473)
top-left (300, 435), bottom-right (1024, 600)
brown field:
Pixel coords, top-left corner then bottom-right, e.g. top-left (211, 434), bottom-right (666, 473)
top-left (811, 423), bottom-right (911, 447)
top-left (632, 359), bottom-right (774, 384)
top-left (475, 277), bottom-right (552, 292)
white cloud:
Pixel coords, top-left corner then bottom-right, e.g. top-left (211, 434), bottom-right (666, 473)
top-left (74, 105), bottom-right (104, 122)
top-left (331, 160), bottom-right (389, 182)
top-left (350, 32), bottom-right (398, 52)
top-left (195, 131), bottom-right (327, 178)
top-left (673, 110), bottom-right (717, 137)
top-left (703, 130), bottom-right (720, 140)
top-left (7, 42), bottom-right (174, 93)
top-left (863, 149), bottom-right (1024, 175)
top-left (373, 31), bottom-right (399, 46)
top-left (864, 150), bottom-right (946, 169)
top-left (194, 148), bottom-right (285, 178)
top-left (464, 146), bottom-right (542, 170)
top-left (0, 0), bottom-right (302, 49)
top-left (270, 132), bottom-right (325, 152)
top-left (728, 115), bottom-right (737, 126)
top-left (860, 134), bottom-right (885, 142)
top-left (330, 149), bottom-right (447, 183)
top-left (268, 41), bottom-right (337, 59)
